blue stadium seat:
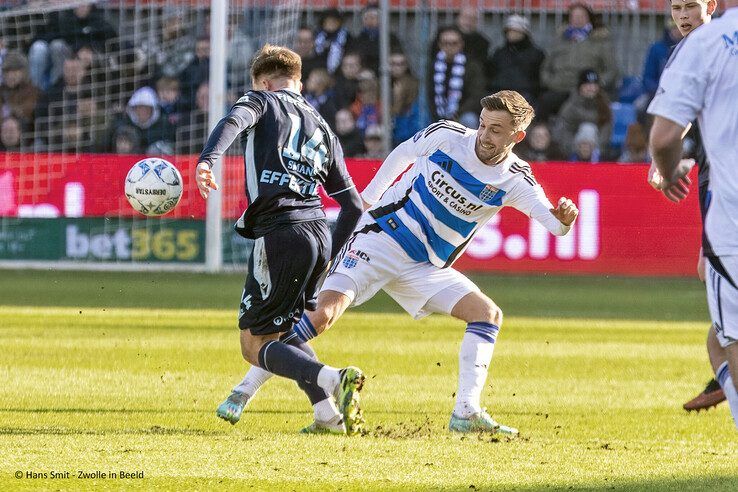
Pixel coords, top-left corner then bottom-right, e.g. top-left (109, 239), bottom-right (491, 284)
top-left (610, 102), bottom-right (637, 151)
top-left (618, 76), bottom-right (642, 104)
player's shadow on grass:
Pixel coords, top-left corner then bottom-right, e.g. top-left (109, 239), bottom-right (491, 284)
top-left (507, 475), bottom-right (738, 491)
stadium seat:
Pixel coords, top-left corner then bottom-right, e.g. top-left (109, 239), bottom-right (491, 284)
top-left (618, 76), bottom-right (642, 104)
top-left (610, 102), bottom-right (637, 151)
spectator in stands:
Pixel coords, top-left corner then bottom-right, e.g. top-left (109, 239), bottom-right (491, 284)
top-left (227, 18), bottom-right (255, 93)
top-left (334, 52), bottom-right (363, 110)
top-left (617, 122), bottom-right (649, 163)
top-left (304, 68), bottom-right (338, 128)
top-left (76, 89), bottom-right (106, 152)
top-left (176, 82), bottom-right (209, 155)
top-left (539, 2), bottom-right (618, 121)
top-left (552, 69), bottom-right (612, 157)
top-left (515, 122), bottom-right (563, 162)
top-left (361, 125), bottom-right (385, 159)
top-left (568, 122), bottom-right (601, 163)
top-left (28, 3), bottom-right (118, 91)
top-left (350, 4), bottom-right (402, 75)
top-left (431, 6), bottom-right (490, 67)
top-left (179, 36), bottom-right (210, 111)
top-left (351, 76), bottom-right (381, 136)
top-left (334, 108), bottom-right (365, 158)
top-left (486, 15), bottom-right (545, 104)
top-left (294, 26), bottom-right (323, 84)
top-left (112, 125), bottom-right (143, 155)
top-left (105, 86), bottom-right (175, 155)
top-left (34, 55), bottom-right (87, 141)
top-left (389, 52), bottom-right (421, 146)
top-left (156, 76), bottom-right (184, 127)
top-left (0, 53), bottom-right (38, 125)
top-left (637, 19), bottom-right (682, 114)
top-left (151, 8), bottom-right (196, 80)
top-left (0, 116), bottom-right (22, 151)
top-left (429, 26), bottom-right (485, 127)
top-left (314, 9), bottom-right (352, 74)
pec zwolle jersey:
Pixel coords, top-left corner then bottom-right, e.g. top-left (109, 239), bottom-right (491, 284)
top-left (364, 121), bottom-right (566, 269)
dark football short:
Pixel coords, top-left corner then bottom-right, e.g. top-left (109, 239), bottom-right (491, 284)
top-left (238, 219), bottom-right (330, 335)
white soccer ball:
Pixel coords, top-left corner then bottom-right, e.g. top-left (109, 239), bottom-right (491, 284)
top-left (124, 158), bottom-right (183, 216)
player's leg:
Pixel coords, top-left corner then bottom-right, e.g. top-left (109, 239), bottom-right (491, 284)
top-left (217, 328), bottom-right (319, 425)
top-left (684, 252), bottom-right (727, 411)
top-left (684, 326), bottom-right (727, 411)
top-left (221, 224), bottom-right (362, 433)
top-left (384, 265), bottom-right (516, 436)
top-left (705, 256), bottom-right (738, 429)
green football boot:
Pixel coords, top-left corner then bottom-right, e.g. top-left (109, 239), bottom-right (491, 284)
top-left (216, 391), bottom-right (250, 425)
top-left (448, 409), bottom-right (518, 437)
top-left (336, 366), bottom-right (366, 436)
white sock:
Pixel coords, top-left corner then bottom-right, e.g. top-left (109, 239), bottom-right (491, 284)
top-left (234, 366), bottom-right (273, 397)
top-left (716, 361), bottom-right (738, 430)
top-left (314, 397), bottom-right (340, 423)
top-left (453, 323), bottom-right (500, 418)
top-left (316, 365), bottom-right (341, 395)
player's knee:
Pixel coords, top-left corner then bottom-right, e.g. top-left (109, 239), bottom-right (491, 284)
top-left (483, 302), bottom-right (503, 326)
top-left (307, 308), bottom-right (337, 333)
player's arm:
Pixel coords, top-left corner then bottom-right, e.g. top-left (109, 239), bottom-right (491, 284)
top-left (647, 33), bottom-right (709, 203)
top-left (324, 137), bottom-right (363, 258)
top-left (360, 135), bottom-right (421, 208)
top-left (196, 93), bottom-right (266, 199)
top-left (513, 183), bottom-right (578, 235)
top-left (649, 116), bottom-right (692, 202)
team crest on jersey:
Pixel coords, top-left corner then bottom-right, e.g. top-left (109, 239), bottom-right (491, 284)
top-left (479, 184), bottom-right (500, 202)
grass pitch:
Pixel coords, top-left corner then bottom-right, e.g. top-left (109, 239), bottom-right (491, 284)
top-left (1, 270), bottom-right (737, 491)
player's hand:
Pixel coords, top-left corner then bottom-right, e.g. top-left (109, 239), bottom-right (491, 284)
top-left (647, 162), bottom-right (663, 190)
top-left (196, 162), bottom-right (219, 199)
top-left (656, 158), bottom-right (694, 203)
top-left (550, 197), bottom-right (578, 226)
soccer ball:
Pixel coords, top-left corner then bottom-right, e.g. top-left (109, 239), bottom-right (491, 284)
top-left (124, 158), bottom-right (183, 216)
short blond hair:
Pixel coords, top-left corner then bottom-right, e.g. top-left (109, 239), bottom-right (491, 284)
top-left (480, 90), bottom-right (535, 131)
top-left (250, 44), bottom-right (302, 82)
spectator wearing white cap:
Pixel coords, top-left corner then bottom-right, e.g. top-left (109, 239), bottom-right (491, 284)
top-left (569, 122), bottom-right (601, 163)
top-left (486, 15), bottom-right (545, 105)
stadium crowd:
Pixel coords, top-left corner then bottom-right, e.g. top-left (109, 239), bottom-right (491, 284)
top-left (0, 2), bottom-right (686, 163)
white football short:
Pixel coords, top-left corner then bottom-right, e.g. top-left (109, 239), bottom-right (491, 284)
top-left (322, 226), bottom-right (480, 319)
top-left (706, 256), bottom-right (738, 347)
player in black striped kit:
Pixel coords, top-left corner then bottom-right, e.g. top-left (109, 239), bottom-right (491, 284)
top-left (196, 44), bottom-right (365, 434)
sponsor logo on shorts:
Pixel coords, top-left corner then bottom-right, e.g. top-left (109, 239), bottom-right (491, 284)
top-left (273, 316), bottom-right (284, 326)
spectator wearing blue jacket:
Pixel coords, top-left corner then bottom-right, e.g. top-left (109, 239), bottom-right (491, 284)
top-left (641, 20), bottom-right (682, 102)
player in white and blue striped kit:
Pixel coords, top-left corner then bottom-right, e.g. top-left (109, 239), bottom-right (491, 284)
top-left (221, 91), bottom-right (579, 435)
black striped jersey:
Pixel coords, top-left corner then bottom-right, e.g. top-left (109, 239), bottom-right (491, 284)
top-left (358, 120), bottom-right (571, 268)
top-left (198, 89), bottom-right (354, 239)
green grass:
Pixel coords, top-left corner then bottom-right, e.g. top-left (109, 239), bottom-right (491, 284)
top-left (1, 270), bottom-right (736, 491)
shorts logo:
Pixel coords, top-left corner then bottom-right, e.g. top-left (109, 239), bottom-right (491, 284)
top-left (343, 256), bottom-right (358, 269)
top-left (479, 184), bottom-right (499, 202)
top-left (273, 316), bottom-right (284, 326)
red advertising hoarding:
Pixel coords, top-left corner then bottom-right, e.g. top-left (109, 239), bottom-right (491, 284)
top-left (0, 153), bottom-right (701, 276)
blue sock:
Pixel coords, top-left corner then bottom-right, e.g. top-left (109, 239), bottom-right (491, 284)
top-left (293, 314), bottom-right (318, 341)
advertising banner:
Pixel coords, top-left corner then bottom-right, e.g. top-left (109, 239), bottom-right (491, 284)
top-left (0, 153), bottom-right (702, 275)
top-left (0, 217), bottom-right (205, 263)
